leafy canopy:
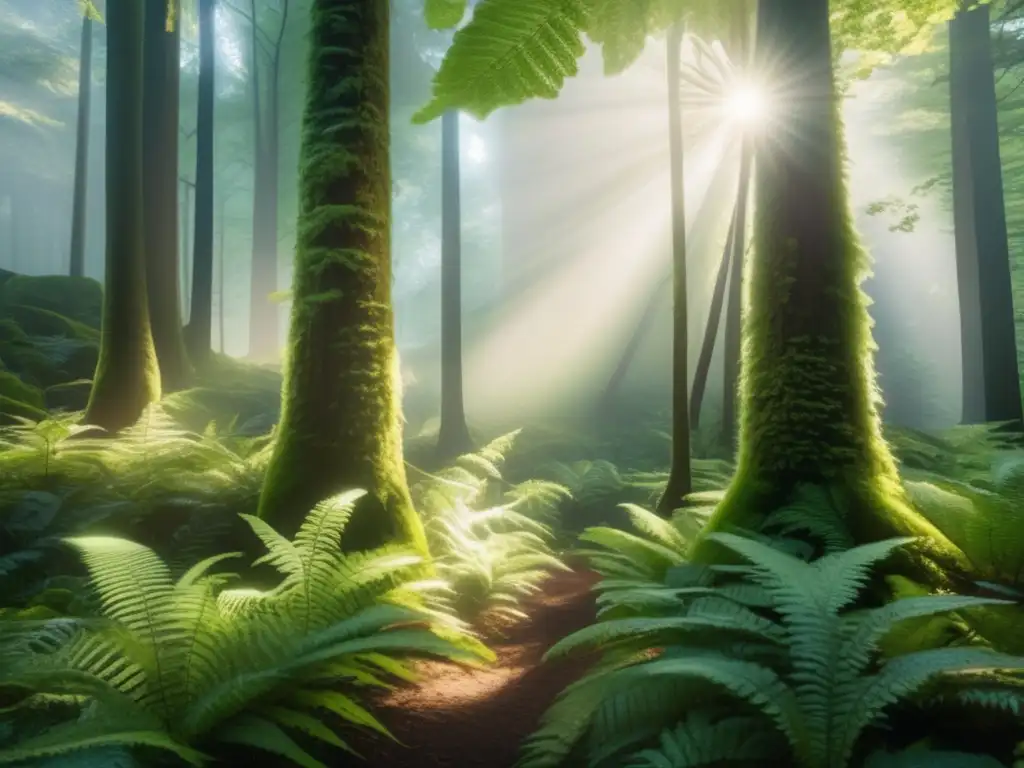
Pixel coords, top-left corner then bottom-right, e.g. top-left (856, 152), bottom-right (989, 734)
top-left (414, 0), bottom-right (975, 124)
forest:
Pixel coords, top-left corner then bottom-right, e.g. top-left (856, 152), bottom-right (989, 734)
top-left (7, 0), bottom-right (1024, 765)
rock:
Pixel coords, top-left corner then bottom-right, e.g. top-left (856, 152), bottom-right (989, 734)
top-left (44, 379), bottom-right (92, 412)
top-left (0, 370), bottom-right (43, 408)
top-left (0, 341), bottom-right (69, 388)
top-left (1, 305), bottom-right (99, 342)
top-left (0, 318), bottom-right (27, 344)
top-left (1, 274), bottom-right (103, 329)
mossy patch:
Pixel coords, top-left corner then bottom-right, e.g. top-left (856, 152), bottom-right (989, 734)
top-left (0, 318), bottom-right (28, 345)
top-left (0, 371), bottom-right (43, 408)
top-left (1, 274), bottom-right (103, 328)
top-left (0, 342), bottom-right (69, 389)
top-left (1, 305), bottom-right (100, 342)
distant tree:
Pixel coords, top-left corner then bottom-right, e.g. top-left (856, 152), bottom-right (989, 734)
top-left (246, 0), bottom-right (291, 362)
top-left (69, 3), bottom-right (96, 279)
top-left (658, 19), bottom-right (692, 514)
top-left (948, 1), bottom-right (1022, 427)
top-left (185, 0), bottom-right (216, 365)
top-left (436, 109), bottom-right (475, 460)
top-left (84, 0), bottom-right (162, 432)
top-left (258, 0), bottom-right (430, 557)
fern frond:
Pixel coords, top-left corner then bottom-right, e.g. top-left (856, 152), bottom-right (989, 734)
top-left (625, 713), bottom-right (785, 767)
top-left (414, 0), bottom-right (589, 123)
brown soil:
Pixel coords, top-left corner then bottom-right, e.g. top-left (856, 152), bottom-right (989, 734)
top-left (346, 567), bottom-right (600, 767)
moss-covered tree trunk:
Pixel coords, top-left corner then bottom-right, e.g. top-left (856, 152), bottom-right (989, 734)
top-left (143, 0), bottom-right (192, 393)
top-left (84, 0), bottom-right (161, 433)
top-left (692, 0), bottom-right (968, 576)
top-left (69, 10), bottom-right (93, 280)
top-left (437, 109), bottom-right (474, 461)
top-left (257, 0), bottom-right (430, 556)
top-left (721, 139), bottom-right (751, 449)
top-left (657, 20), bottom-right (692, 515)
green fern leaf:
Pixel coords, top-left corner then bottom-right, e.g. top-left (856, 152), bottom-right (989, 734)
top-left (425, 0), bottom-right (468, 28)
top-left (414, 0), bottom-right (588, 123)
top-left (0, 728), bottom-right (208, 766)
top-left (291, 689), bottom-right (393, 740)
top-left (840, 649), bottom-right (1024, 766)
top-left (217, 715), bottom-right (326, 768)
top-left (625, 713), bottom-right (785, 767)
top-left (258, 705), bottom-right (356, 753)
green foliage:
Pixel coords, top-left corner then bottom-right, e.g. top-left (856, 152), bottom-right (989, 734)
top-left (416, 0), bottom-right (972, 121)
top-left (0, 490), bottom-right (491, 766)
top-left (409, 431), bottom-right (572, 625)
top-left (412, 0), bottom-right (588, 123)
top-left (424, 0), bottom-right (468, 28)
top-left (518, 530), bottom-right (1024, 768)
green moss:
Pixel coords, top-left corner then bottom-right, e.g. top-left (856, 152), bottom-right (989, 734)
top-left (0, 318), bottom-right (28, 344)
top-left (257, 0), bottom-right (429, 560)
top-left (1, 274), bottom-right (103, 328)
top-left (1, 305), bottom-right (100, 342)
top-left (0, 342), bottom-right (69, 388)
top-left (0, 371), bottom-right (43, 408)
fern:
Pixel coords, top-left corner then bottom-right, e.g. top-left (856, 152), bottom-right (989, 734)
top-left (519, 535), bottom-right (1024, 768)
top-left (0, 492), bottom-right (491, 766)
top-left (414, 0), bottom-right (589, 123)
top-left (624, 713), bottom-right (786, 767)
top-left (408, 434), bottom-right (570, 625)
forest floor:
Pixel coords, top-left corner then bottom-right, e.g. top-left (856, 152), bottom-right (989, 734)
top-left (346, 566), bottom-right (601, 768)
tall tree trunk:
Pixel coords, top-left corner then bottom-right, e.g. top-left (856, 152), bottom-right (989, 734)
top-left (180, 179), bottom-right (193, 318)
top-left (949, 3), bottom-right (1022, 427)
top-left (689, 199), bottom-right (738, 431)
top-left (69, 11), bottom-right (93, 279)
top-left (436, 110), bottom-right (474, 460)
top-left (692, 0), bottom-right (968, 578)
top-left (721, 139), bottom-right (752, 448)
top-left (657, 21), bottom-right (692, 515)
top-left (247, 1), bottom-right (288, 362)
top-left (143, 0), bottom-right (192, 392)
top-left (186, 0), bottom-right (216, 365)
top-left (84, 0), bottom-right (161, 432)
top-left (217, 192), bottom-right (226, 352)
top-left (257, 0), bottom-right (430, 558)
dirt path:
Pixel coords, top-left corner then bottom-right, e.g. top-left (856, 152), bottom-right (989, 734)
top-left (349, 567), bottom-right (600, 767)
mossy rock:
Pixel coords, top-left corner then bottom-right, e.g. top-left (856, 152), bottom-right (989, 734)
top-left (1, 274), bottom-right (102, 328)
top-left (58, 340), bottom-right (99, 381)
top-left (0, 318), bottom-right (27, 345)
top-left (0, 341), bottom-right (68, 388)
top-left (0, 371), bottom-right (43, 408)
top-left (0, 395), bottom-right (45, 425)
top-left (44, 380), bottom-right (92, 412)
top-left (1, 305), bottom-right (99, 342)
